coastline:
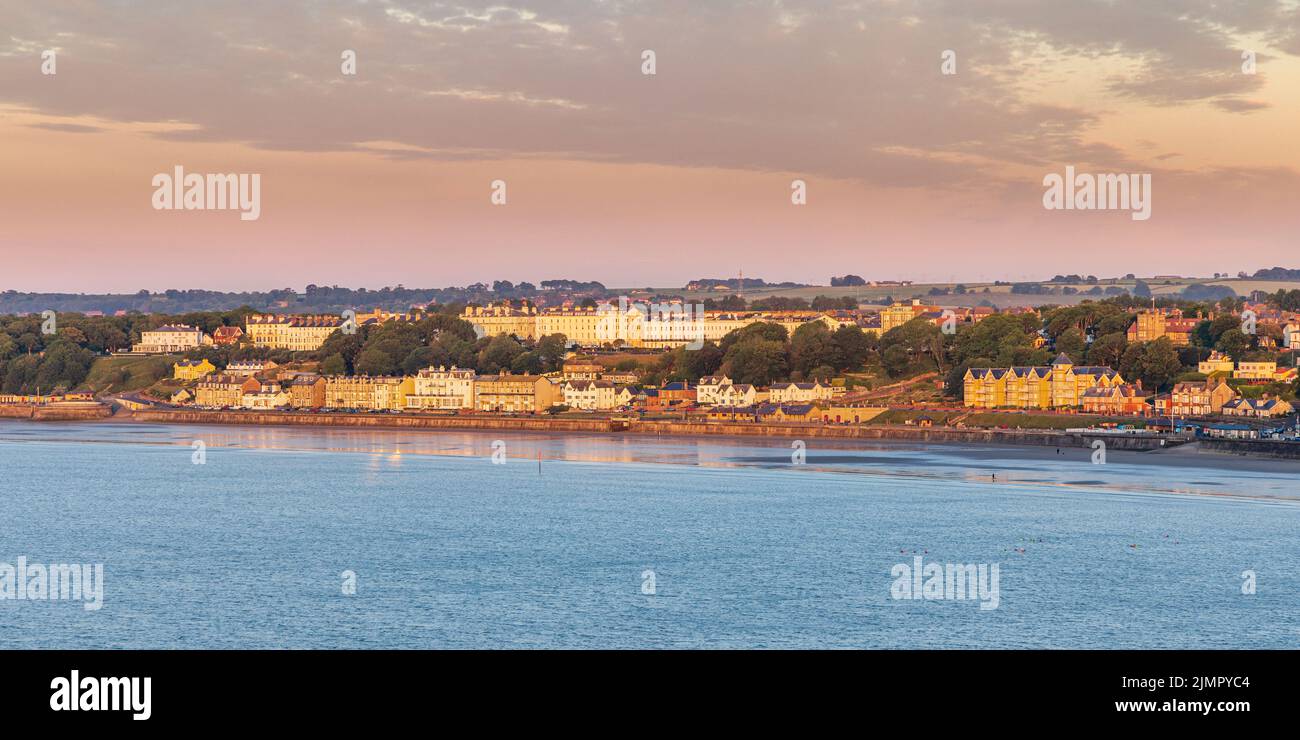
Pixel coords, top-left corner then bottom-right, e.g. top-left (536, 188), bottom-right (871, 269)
top-left (108, 406), bottom-right (1300, 467)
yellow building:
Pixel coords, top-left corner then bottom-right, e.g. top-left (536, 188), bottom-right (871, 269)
top-left (322, 376), bottom-right (413, 410)
top-left (289, 374), bottom-right (326, 409)
top-left (173, 358), bottom-right (216, 380)
top-left (195, 375), bottom-right (261, 407)
top-left (246, 314), bottom-right (344, 351)
top-left (1233, 360), bottom-right (1279, 381)
top-left (1003, 367), bottom-right (1052, 409)
top-left (475, 374), bottom-right (559, 413)
top-left (1198, 351), bottom-right (1235, 376)
top-left (963, 354), bottom-right (1123, 409)
top-left (462, 303), bottom-right (539, 341)
top-left (768, 381), bottom-right (835, 404)
top-left (879, 300), bottom-right (938, 333)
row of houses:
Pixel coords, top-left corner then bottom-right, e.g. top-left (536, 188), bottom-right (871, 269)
top-left (964, 354), bottom-right (1125, 410)
top-left (966, 353), bottom-right (1295, 417)
top-left (183, 365), bottom-right (852, 415)
top-left (0, 391), bottom-right (96, 405)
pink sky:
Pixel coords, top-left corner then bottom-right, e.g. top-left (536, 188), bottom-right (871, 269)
top-left (2, 2), bottom-right (1299, 292)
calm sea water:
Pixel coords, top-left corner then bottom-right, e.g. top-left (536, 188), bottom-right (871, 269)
top-left (1, 420), bottom-right (1296, 649)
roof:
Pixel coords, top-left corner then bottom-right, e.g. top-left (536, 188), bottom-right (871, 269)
top-left (1052, 353), bottom-right (1074, 365)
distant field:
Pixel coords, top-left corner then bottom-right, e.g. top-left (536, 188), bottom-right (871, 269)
top-left (618, 278), bottom-right (1300, 308)
top-left (81, 355), bottom-right (178, 393)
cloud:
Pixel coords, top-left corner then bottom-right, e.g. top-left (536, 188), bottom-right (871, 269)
top-left (0, 0), bottom-right (1296, 191)
top-left (26, 122), bottom-right (103, 133)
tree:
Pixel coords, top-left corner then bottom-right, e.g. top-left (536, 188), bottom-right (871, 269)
top-left (354, 348), bottom-right (397, 376)
top-left (720, 322), bottom-right (788, 352)
top-left (535, 334), bottom-right (568, 372)
top-left (881, 345), bottom-right (911, 378)
top-left (829, 325), bottom-right (873, 371)
top-left (1055, 328), bottom-right (1086, 359)
top-left (1087, 332), bottom-right (1127, 369)
top-left (320, 353), bottom-right (348, 376)
top-left (722, 339), bottom-right (787, 386)
top-left (478, 334), bottom-right (524, 373)
top-left (1215, 328), bottom-right (1253, 359)
top-left (789, 322), bottom-right (835, 376)
top-left (1136, 337), bottom-right (1183, 391)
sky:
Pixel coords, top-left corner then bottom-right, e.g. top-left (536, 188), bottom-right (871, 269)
top-left (1, 0), bottom-right (1299, 292)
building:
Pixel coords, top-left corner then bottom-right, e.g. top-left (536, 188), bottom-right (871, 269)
top-left (475, 374), bottom-right (559, 413)
top-left (371, 377), bottom-right (415, 410)
top-left (1048, 354), bottom-right (1124, 408)
top-left (133, 325), bottom-right (209, 354)
top-left (695, 375), bottom-right (733, 405)
top-left (406, 366), bottom-right (476, 410)
top-left (289, 374), bottom-right (326, 408)
top-left (1080, 383), bottom-right (1152, 415)
top-left (226, 360), bottom-right (279, 377)
top-left (1222, 396), bottom-right (1294, 418)
top-left (963, 354), bottom-right (1123, 409)
top-left (1161, 380), bottom-right (1238, 417)
top-left (818, 404), bottom-right (888, 424)
top-left (658, 382), bottom-right (696, 406)
top-left (1231, 360), bottom-right (1295, 382)
top-left (195, 375), bottom-right (261, 407)
top-left (561, 361), bottom-right (604, 380)
top-left (1126, 309), bottom-right (1196, 346)
top-left (1198, 351), bottom-right (1235, 375)
top-left (245, 314), bottom-right (344, 351)
top-left (879, 300), bottom-right (939, 333)
top-left (768, 381), bottom-right (834, 404)
top-left (462, 302), bottom-right (539, 341)
top-left (324, 376), bottom-right (376, 410)
top-left (241, 383), bottom-right (290, 409)
top-left (173, 358), bottom-right (216, 381)
top-left (562, 379), bottom-right (617, 410)
top-left (211, 326), bottom-right (244, 346)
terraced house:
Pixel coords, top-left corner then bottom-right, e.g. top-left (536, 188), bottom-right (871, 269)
top-left (195, 375), bottom-right (261, 407)
top-left (406, 366), bottom-right (476, 410)
top-left (963, 354), bottom-right (1124, 410)
top-left (475, 374), bottom-right (558, 413)
top-left (245, 314), bottom-right (345, 351)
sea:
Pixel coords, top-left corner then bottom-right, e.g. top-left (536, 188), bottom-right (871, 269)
top-left (1, 420), bottom-right (1296, 648)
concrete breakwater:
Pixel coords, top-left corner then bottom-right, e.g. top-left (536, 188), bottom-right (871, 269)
top-left (0, 403), bottom-right (113, 421)
top-left (129, 409), bottom-right (1184, 451)
top-left (1200, 438), bottom-right (1300, 459)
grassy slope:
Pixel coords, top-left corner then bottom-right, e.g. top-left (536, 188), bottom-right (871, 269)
top-left (80, 355), bottom-right (180, 393)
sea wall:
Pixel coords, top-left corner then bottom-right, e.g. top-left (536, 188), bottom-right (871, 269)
top-left (1200, 438), bottom-right (1300, 459)
top-left (0, 403), bottom-right (113, 421)
top-left (130, 409), bottom-right (1182, 450)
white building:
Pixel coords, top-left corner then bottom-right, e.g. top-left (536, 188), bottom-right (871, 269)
top-left (226, 360), bottom-right (279, 376)
top-left (406, 366), bottom-right (476, 410)
top-left (132, 325), bottom-right (210, 354)
top-left (768, 381), bottom-right (834, 404)
top-left (240, 384), bottom-right (290, 409)
top-left (562, 379), bottom-right (617, 410)
top-left (695, 375), bottom-right (734, 406)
